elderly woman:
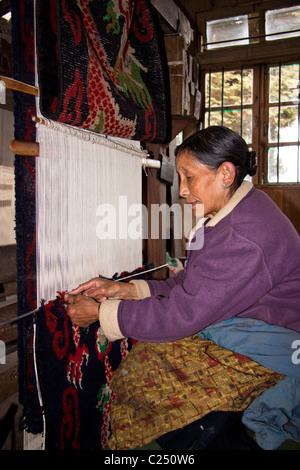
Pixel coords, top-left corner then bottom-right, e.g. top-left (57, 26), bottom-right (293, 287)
top-left (66, 126), bottom-right (300, 339)
top-left (65, 126), bottom-right (300, 450)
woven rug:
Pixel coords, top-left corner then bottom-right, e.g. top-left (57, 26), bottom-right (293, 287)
top-left (35, 0), bottom-right (170, 143)
top-left (24, 266), bottom-right (151, 450)
top-left (34, 292), bottom-right (137, 449)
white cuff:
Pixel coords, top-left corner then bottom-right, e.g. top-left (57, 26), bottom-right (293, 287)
top-left (129, 279), bottom-right (151, 299)
top-left (99, 299), bottom-right (124, 341)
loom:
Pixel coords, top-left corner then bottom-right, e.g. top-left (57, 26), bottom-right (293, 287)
top-left (1, 74), bottom-right (166, 449)
top-left (7, 0), bottom-right (172, 450)
top-left (6, 92), bottom-right (163, 304)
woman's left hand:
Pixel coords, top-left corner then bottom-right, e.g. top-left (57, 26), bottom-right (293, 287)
top-left (66, 294), bottom-right (99, 327)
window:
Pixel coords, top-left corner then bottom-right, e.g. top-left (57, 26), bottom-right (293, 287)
top-left (204, 6), bottom-right (300, 50)
top-left (267, 63), bottom-right (300, 183)
top-left (205, 68), bottom-right (253, 145)
top-left (206, 16), bottom-right (249, 49)
top-left (204, 62), bottom-right (300, 184)
top-left (266, 6), bottom-right (300, 41)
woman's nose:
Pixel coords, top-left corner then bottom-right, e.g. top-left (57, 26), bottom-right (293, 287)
top-left (179, 179), bottom-right (189, 198)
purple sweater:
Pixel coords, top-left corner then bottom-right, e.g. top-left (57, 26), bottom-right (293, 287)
top-left (117, 186), bottom-right (300, 342)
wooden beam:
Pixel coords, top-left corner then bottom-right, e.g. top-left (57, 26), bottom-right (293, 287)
top-left (195, 0), bottom-right (300, 23)
top-left (0, 76), bottom-right (38, 96)
top-left (196, 36), bottom-right (300, 68)
top-left (10, 139), bottom-right (39, 156)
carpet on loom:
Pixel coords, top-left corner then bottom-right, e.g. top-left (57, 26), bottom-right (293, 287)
top-left (35, 0), bottom-right (171, 143)
top-left (33, 266), bottom-right (152, 450)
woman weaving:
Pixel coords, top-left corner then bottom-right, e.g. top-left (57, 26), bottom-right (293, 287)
top-left (65, 126), bottom-right (300, 450)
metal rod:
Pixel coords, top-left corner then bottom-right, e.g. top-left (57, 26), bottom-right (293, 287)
top-left (0, 307), bottom-right (40, 327)
top-left (0, 264), bottom-right (169, 327)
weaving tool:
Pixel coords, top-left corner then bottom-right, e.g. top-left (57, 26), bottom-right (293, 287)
top-left (0, 263), bottom-right (169, 327)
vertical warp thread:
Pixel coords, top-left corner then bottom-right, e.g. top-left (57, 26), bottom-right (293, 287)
top-left (36, 123), bottom-right (143, 302)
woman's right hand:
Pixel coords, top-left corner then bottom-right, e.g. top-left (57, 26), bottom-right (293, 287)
top-left (64, 277), bottom-right (138, 303)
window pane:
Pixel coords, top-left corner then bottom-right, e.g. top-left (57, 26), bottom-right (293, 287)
top-left (205, 74), bottom-right (210, 108)
top-left (242, 69), bottom-right (253, 105)
top-left (281, 64), bottom-right (300, 103)
top-left (269, 107), bottom-right (279, 143)
top-left (223, 110), bottom-right (241, 134)
top-left (269, 67), bottom-right (279, 103)
top-left (266, 6), bottom-right (300, 41)
top-left (280, 106), bottom-right (299, 142)
top-left (207, 16), bottom-right (249, 49)
top-left (205, 72), bottom-right (223, 107)
top-left (224, 71), bottom-right (241, 106)
top-left (268, 146), bottom-right (299, 183)
top-left (268, 147), bottom-right (278, 182)
top-left (205, 110), bottom-right (222, 127)
top-left (270, 64), bottom-right (300, 103)
top-left (242, 109), bottom-right (252, 144)
top-left (269, 105), bottom-right (299, 143)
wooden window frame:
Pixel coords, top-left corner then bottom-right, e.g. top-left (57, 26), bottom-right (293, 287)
top-left (200, 52), bottom-right (300, 186)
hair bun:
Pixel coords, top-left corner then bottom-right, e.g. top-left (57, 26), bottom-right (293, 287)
top-left (247, 150), bottom-right (257, 176)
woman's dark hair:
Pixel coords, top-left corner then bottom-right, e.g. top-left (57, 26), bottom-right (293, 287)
top-left (175, 126), bottom-right (257, 189)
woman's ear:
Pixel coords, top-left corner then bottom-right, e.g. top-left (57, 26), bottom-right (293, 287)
top-left (221, 161), bottom-right (236, 188)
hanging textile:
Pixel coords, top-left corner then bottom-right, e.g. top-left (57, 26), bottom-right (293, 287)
top-left (35, 0), bottom-right (170, 143)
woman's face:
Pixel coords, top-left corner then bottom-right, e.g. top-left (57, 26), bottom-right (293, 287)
top-left (176, 151), bottom-right (232, 218)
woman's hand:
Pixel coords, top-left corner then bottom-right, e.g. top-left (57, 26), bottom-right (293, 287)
top-left (65, 277), bottom-right (138, 303)
top-left (66, 294), bottom-right (100, 328)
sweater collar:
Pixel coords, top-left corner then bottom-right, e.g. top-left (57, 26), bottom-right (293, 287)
top-left (188, 181), bottom-right (253, 244)
top-left (206, 180), bottom-right (253, 227)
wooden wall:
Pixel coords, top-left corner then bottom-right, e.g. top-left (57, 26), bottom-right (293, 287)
top-left (256, 185), bottom-right (300, 234)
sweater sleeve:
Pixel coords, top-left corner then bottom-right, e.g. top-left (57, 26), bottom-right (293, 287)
top-left (147, 269), bottom-right (186, 297)
top-left (100, 227), bottom-right (273, 342)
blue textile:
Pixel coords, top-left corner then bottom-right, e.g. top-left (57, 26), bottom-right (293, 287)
top-left (242, 377), bottom-right (300, 450)
top-left (198, 317), bottom-right (300, 450)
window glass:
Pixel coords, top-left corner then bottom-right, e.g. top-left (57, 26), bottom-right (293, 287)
top-left (268, 146), bottom-right (300, 183)
top-left (204, 110), bottom-right (222, 127)
top-left (223, 71), bottom-right (241, 106)
top-left (242, 69), bottom-right (253, 105)
top-left (242, 109), bottom-right (253, 144)
top-left (267, 63), bottom-right (300, 182)
top-left (204, 68), bottom-right (253, 145)
top-left (269, 105), bottom-right (299, 143)
top-left (269, 64), bottom-right (300, 103)
top-left (205, 72), bottom-right (223, 107)
top-left (266, 6), bottom-right (300, 41)
top-left (206, 16), bottom-right (249, 49)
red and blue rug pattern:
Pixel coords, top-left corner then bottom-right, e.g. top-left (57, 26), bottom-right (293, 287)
top-left (36, 0), bottom-right (170, 143)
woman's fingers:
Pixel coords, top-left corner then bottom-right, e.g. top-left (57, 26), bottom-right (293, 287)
top-left (66, 294), bottom-right (100, 327)
top-left (65, 278), bottom-right (138, 302)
